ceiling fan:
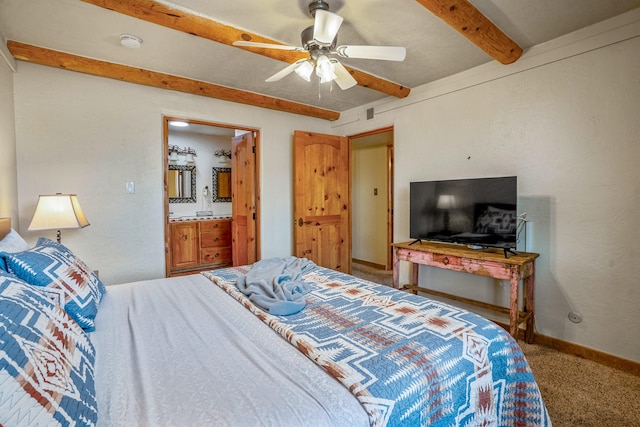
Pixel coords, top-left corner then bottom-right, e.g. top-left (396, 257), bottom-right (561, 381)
top-left (233, 0), bottom-right (406, 90)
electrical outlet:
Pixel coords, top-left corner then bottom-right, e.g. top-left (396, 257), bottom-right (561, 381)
top-left (374, 188), bottom-right (378, 196)
top-left (568, 311), bottom-right (583, 323)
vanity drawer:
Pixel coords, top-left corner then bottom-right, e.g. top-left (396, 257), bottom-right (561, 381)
top-left (200, 220), bottom-right (231, 233)
top-left (200, 232), bottom-right (231, 248)
top-left (201, 247), bottom-right (232, 265)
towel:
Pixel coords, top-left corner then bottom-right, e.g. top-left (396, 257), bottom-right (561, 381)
top-left (235, 256), bottom-right (315, 315)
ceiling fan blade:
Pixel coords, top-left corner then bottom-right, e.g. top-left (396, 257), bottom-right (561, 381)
top-left (336, 45), bottom-right (406, 61)
top-left (233, 41), bottom-right (303, 51)
top-left (313, 10), bottom-right (343, 44)
top-left (330, 60), bottom-right (357, 90)
top-left (265, 59), bottom-right (308, 82)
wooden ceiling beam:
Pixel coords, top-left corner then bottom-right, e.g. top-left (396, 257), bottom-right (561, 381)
top-left (80, 0), bottom-right (410, 98)
top-left (415, 0), bottom-right (523, 64)
top-left (7, 41), bottom-right (340, 121)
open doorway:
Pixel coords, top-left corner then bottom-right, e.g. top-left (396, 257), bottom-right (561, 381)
top-left (350, 126), bottom-right (394, 270)
top-left (163, 117), bottom-right (260, 277)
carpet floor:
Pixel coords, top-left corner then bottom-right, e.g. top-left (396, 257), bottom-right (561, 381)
top-left (351, 263), bottom-right (640, 427)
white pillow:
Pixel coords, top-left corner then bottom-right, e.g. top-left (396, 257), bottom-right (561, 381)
top-left (0, 228), bottom-right (30, 253)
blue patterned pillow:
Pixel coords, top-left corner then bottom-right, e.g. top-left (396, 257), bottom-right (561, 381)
top-left (3, 238), bottom-right (106, 332)
top-left (0, 271), bottom-right (98, 426)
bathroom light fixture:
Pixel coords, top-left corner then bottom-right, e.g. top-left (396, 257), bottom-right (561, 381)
top-left (168, 145), bottom-right (197, 164)
top-left (168, 145), bottom-right (180, 162)
top-left (185, 147), bottom-right (197, 163)
top-left (215, 149), bottom-right (232, 163)
top-left (119, 34), bottom-right (143, 49)
top-left (168, 121), bottom-right (189, 127)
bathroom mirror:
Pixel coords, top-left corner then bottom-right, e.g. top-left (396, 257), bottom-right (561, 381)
top-left (212, 167), bottom-right (231, 202)
top-left (168, 165), bottom-right (196, 203)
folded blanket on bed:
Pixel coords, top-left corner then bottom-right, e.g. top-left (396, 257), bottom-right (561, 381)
top-left (235, 256), bottom-right (315, 315)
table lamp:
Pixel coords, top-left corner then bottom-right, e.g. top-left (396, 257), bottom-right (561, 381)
top-left (28, 193), bottom-right (90, 243)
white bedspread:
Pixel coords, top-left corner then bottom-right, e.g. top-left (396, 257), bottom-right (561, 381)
top-left (89, 274), bottom-right (369, 427)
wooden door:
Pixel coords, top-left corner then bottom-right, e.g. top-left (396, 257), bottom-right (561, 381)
top-left (293, 130), bottom-right (351, 273)
top-left (170, 222), bottom-right (199, 270)
top-left (232, 132), bottom-right (257, 265)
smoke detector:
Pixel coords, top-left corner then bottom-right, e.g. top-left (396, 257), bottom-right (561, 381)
top-left (120, 34), bottom-right (143, 48)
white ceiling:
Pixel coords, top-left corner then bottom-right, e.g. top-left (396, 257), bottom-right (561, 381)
top-left (2, 0), bottom-right (639, 114)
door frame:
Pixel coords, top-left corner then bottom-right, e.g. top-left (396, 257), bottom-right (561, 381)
top-left (163, 116), bottom-right (261, 277)
top-left (348, 126), bottom-right (394, 270)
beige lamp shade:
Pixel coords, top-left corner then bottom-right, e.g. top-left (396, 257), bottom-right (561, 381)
top-left (29, 193), bottom-right (90, 232)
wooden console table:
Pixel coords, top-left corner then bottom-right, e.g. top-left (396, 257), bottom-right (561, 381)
top-left (392, 241), bottom-right (539, 343)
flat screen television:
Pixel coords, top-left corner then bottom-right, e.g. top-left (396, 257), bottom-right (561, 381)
top-left (409, 176), bottom-right (518, 250)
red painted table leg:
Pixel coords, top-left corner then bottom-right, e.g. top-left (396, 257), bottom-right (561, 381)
top-left (524, 264), bottom-right (536, 343)
top-left (392, 247), bottom-right (400, 289)
top-left (509, 272), bottom-right (519, 338)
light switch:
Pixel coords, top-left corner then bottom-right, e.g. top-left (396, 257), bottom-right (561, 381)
top-left (126, 181), bottom-right (135, 194)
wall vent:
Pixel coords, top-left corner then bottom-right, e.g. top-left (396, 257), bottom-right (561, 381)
top-left (366, 108), bottom-right (374, 120)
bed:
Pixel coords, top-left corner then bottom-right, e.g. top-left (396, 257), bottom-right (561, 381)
top-left (0, 218), bottom-right (551, 426)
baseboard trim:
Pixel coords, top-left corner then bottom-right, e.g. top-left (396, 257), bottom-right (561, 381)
top-left (353, 258), bottom-right (387, 270)
top-left (532, 333), bottom-right (640, 377)
top-left (493, 321), bottom-right (640, 377)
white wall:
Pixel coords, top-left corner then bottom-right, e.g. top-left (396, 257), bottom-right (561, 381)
top-left (332, 12), bottom-right (640, 361)
top-left (0, 55), bottom-right (18, 221)
top-left (352, 145), bottom-right (388, 266)
top-left (13, 63), bottom-right (331, 285)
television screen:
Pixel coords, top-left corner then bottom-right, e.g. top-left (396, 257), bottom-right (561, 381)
top-left (409, 176), bottom-right (518, 249)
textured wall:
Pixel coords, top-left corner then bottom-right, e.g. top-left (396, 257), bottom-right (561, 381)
top-left (0, 58), bottom-right (17, 221)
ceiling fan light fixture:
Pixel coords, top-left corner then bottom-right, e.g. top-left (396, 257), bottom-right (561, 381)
top-left (237, 0), bottom-right (406, 92)
top-left (315, 55), bottom-right (336, 83)
top-left (319, 72), bottom-right (337, 84)
top-left (294, 60), bottom-right (314, 82)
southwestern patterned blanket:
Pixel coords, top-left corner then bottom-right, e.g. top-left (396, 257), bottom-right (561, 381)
top-left (203, 260), bottom-right (551, 427)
